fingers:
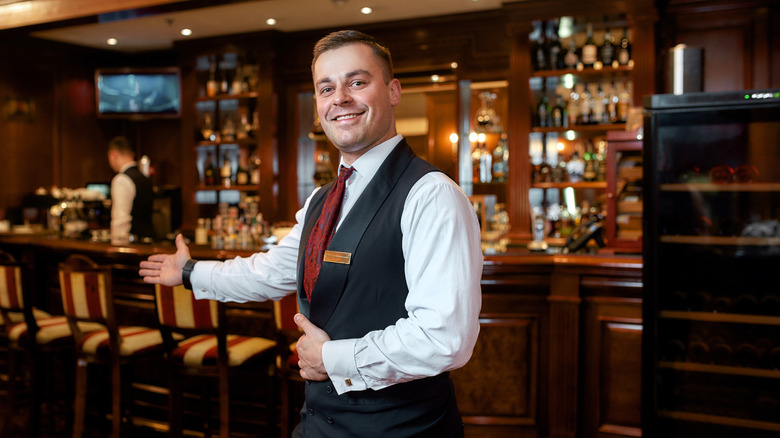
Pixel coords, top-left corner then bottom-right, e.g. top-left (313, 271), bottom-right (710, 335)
top-left (294, 313), bottom-right (317, 335)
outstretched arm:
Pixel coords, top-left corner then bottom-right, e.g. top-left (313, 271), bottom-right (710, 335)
top-left (139, 233), bottom-right (191, 286)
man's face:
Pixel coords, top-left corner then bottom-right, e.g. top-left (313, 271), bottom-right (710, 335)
top-left (313, 43), bottom-right (401, 163)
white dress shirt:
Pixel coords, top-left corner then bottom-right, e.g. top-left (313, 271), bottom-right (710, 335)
top-left (110, 161), bottom-right (137, 244)
top-left (191, 135), bottom-right (483, 394)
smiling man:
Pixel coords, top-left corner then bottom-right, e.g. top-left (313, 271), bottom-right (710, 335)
top-left (139, 30), bottom-right (483, 438)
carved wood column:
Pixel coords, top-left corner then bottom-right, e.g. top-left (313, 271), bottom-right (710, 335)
top-left (548, 270), bottom-right (582, 438)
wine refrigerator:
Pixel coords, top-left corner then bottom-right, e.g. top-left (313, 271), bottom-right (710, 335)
top-left (642, 89), bottom-right (780, 437)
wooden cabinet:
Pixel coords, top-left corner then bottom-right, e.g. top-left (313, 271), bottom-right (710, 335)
top-left (503, 0), bottom-right (656, 240)
top-left (605, 130), bottom-right (643, 250)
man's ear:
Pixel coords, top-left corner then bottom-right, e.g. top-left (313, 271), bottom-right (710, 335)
top-left (388, 78), bottom-right (401, 106)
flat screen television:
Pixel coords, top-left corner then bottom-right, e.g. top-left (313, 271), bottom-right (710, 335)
top-left (95, 68), bottom-right (181, 119)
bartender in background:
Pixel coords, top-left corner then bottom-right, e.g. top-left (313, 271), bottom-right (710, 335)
top-left (107, 136), bottom-right (155, 244)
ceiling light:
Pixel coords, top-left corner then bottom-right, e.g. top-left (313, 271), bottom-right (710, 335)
top-left (360, 7), bottom-right (372, 15)
top-left (451, 62), bottom-right (458, 69)
top-left (266, 18), bottom-right (277, 26)
top-left (431, 75), bottom-right (440, 82)
top-left (180, 28), bottom-right (192, 36)
top-left (107, 38), bottom-right (117, 46)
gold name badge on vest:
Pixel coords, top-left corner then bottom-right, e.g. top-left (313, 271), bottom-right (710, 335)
top-left (323, 250), bottom-right (352, 265)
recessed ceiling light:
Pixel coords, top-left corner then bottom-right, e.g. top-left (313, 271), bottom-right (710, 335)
top-left (360, 7), bottom-right (372, 15)
top-left (180, 28), bottom-right (192, 36)
top-left (107, 38), bottom-right (117, 46)
top-left (266, 18), bottom-right (277, 26)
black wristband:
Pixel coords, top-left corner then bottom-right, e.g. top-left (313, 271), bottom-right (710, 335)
top-left (182, 259), bottom-right (197, 290)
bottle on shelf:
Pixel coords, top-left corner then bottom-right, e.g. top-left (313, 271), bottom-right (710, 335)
top-left (617, 26), bottom-right (632, 66)
top-left (551, 151), bottom-right (568, 183)
top-left (600, 20), bottom-right (616, 68)
top-left (551, 94), bottom-right (567, 128)
top-left (206, 58), bottom-right (218, 98)
top-left (221, 114), bottom-right (236, 142)
top-left (492, 134), bottom-right (509, 182)
top-left (221, 152), bottom-right (233, 188)
top-left (204, 151), bottom-right (217, 186)
top-left (616, 80), bottom-right (632, 123)
top-left (566, 145), bottom-right (585, 183)
top-left (248, 151), bottom-right (261, 186)
top-left (589, 83), bottom-right (606, 125)
top-left (564, 37), bottom-right (579, 69)
top-left (605, 81), bottom-right (618, 123)
top-left (219, 59), bottom-right (230, 95)
top-left (201, 112), bottom-right (215, 142)
top-left (231, 60), bottom-right (243, 95)
top-left (236, 154), bottom-right (249, 186)
top-left (577, 83), bottom-right (592, 125)
top-left (581, 22), bottom-right (598, 69)
top-left (536, 87), bottom-right (551, 128)
top-left (595, 138), bottom-right (607, 181)
top-left (547, 19), bottom-right (564, 70)
top-left (567, 86), bottom-right (580, 128)
top-left (531, 20), bottom-right (548, 71)
top-left (533, 141), bottom-right (552, 183)
top-left (583, 140), bottom-right (597, 182)
top-left (479, 140), bottom-right (493, 183)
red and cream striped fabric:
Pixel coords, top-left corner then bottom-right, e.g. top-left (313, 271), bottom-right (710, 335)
top-left (171, 334), bottom-right (276, 367)
top-left (59, 270), bottom-right (110, 320)
top-left (274, 293), bottom-right (301, 367)
top-left (0, 264), bottom-right (24, 309)
top-left (80, 326), bottom-right (164, 356)
top-left (156, 284), bottom-right (218, 329)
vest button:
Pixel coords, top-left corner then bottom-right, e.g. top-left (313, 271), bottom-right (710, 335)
top-left (327, 416), bottom-right (334, 424)
top-left (326, 385), bottom-right (333, 393)
top-left (308, 408), bottom-right (315, 416)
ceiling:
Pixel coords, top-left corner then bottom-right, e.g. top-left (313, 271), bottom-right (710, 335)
top-left (29, 0), bottom-right (506, 53)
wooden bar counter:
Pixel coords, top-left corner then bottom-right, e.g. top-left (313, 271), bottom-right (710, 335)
top-left (0, 233), bottom-right (643, 438)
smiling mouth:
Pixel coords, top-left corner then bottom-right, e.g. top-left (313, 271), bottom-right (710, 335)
top-left (333, 112), bottom-right (363, 121)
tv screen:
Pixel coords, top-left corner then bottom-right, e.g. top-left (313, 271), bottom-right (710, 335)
top-left (96, 68), bottom-right (181, 119)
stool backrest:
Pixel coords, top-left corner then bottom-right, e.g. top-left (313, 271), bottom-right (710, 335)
top-left (155, 284), bottom-right (219, 330)
top-left (58, 254), bottom-right (116, 344)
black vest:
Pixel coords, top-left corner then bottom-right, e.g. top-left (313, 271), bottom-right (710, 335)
top-left (123, 165), bottom-right (155, 239)
top-left (295, 141), bottom-right (463, 437)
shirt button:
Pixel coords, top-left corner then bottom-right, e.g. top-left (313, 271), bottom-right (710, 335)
top-left (308, 408), bottom-right (315, 416)
top-left (327, 416), bottom-right (334, 424)
top-left (326, 386), bottom-right (333, 393)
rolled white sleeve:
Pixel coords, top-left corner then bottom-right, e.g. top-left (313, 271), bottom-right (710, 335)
top-left (322, 172), bottom-right (483, 394)
top-left (110, 173), bottom-right (135, 243)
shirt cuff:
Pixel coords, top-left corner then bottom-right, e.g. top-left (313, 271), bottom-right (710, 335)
top-left (190, 260), bottom-right (220, 300)
top-left (322, 338), bottom-right (365, 394)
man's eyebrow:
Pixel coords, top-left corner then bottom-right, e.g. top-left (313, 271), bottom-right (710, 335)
top-left (315, 69), bottom-right (373, 87)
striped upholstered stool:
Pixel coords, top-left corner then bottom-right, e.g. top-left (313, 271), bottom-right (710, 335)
top-left (58, 254), bottom-right (165, 438)
top-left (0, 250), bottom-right (98, 437)
top-left (154, 284), bottom-right (278, 437)
top-left (273, 292), bottom-right (304, 438)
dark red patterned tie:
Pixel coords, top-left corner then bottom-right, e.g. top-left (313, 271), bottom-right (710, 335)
top-left (303, 166), bottom-right (355, 302)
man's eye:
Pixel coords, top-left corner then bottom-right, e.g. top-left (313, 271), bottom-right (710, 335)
top-left (320, 87), bottom-right (333, 95)
top-left (351, 80), bottom-right (365, 87)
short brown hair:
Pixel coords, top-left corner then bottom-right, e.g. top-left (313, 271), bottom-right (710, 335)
top-left (108, 136), bottom-right (133, 156)
top-left (311, 30), bottom-right (394, 83)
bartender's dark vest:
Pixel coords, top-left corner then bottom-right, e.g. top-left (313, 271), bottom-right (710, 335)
top-left (295, 141), bottom-right (464, 438)
top-left (123, 165), bottom-right (155, 239)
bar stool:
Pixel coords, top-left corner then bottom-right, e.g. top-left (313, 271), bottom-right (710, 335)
top-left (154, 284), bottom-right (279, 437)
top-left (58, 254), bottom-right (165, 438)
top-left (0, 249), bottom-right (89, 437)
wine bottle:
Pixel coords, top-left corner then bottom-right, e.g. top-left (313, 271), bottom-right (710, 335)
top-left (534, 143), bottom-right (552, 183)
top-left (567, 86), bottom-right (580, 127)
top-left (564, 37), bottom-right (579, 69)
top-left (248, 152), bottom-right (261, 185)
top-left (206, 59), bottom-right (218, 97)
top-left (204, 151), bottom-right (216, 186)
top-left (687, 335), bottom-right (710, 364)
top-left (566, 146), bottom-right (585, 183)
top-left (551, 152), bottom-right (568, 183)
top-left (221, 152), bottom-right (233, 188)
top-left (583, 140), bottom-right (597, 182)
top-left (536, 89), bottom-right (551, 127)
top-left (236, 155), bottom-right (249, 185)
top-left (600, 22), bottom-right (616, 67)
top-left (709, 337), bottom-right (734, 366)
top-left (491, 134), bottom-right (508, 182)
top-left (551, 94), bottom-right (566, 128)
top-left (617, 27), bottom-right (632, 66)
top-left (577, 83), bottom-right (592, 125)
top-left (547, 19), bottom-right (564, 70)
top-left (531, 21), bottom-right (548, 71)
top-left (581, 22), bottom-right (598, 68)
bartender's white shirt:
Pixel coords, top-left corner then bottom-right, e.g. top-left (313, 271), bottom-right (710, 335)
top-left (191, 135), bottom-right (483, 395)
top-left (110, 161), bottom-right (137, 244)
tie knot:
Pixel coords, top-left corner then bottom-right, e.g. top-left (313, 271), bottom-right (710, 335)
top-left (338, 166), bottom-right (355, 183)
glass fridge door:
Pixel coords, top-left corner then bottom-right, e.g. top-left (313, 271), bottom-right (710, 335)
top-left (643, 90), bottom-right (780, 438)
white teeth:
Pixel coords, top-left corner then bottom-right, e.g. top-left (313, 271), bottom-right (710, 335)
top-left (335, 114), bottom-right (357, 121)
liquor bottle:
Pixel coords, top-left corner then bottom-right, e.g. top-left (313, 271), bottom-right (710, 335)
top-left (235, 155), bottom-right (249, 185)
top-left (248, 152), bottom-right (261, 185)
top-left (616, 80), bottom-right (631, 123)
top-left (479, 142), bottom-right (492, 183)
top-left (566, 146), bottom-right (585, 183)
top-left (221, 114), bottom-right (236, 142)
top-left (577, 83), bottom-right (592, 125)
top-left (221, 152), bottom-right (233, 188)
top-left (595, 138), bottom-right (607, 181)
top-left (559, 202), bottom-right (573, 236)
top-left (536, 89), bottom-right (550, 127)
top-left (204, 151), bottom-right (216, 186)
top-left (600, 22), bottom-right (616, 67)
top-left (581, 22), bottom-right (598, 68)
top-left (219, 60), bottom-right (229, 95)
top-left (492, 134), bottom-right (509, 182)
top-left (201, 112), bottom-right (215, 142)
top-left (604, 81), bottom-right (618, 123)
top-left (564, 37), bottom-right (579, 69)
top-left (231, 61), bottom-right (243, 95)
top-left (533, 144), bottom-right (552, 183)
top-left (531, 21), bottom-right (548, 71)
top-left (583, 140), bottom-right (597, 182)
top-left (547, 19), bottom-right (564, 70)
top-left (206, 59), bottom-right (218, 97)
top-left (617, 27), bottom-right (632, 66)
top-left (551, 95), bottom-right (566, 128)
top-left (589, 83), bottom-right (606, 125)
top-left (551, 151), bottom-right (568, 183)
top-left (567, 86), bottom-right (580, 127)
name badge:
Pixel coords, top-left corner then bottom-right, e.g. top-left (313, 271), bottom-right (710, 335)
top-left (323, 250), bottom-right (351, 265)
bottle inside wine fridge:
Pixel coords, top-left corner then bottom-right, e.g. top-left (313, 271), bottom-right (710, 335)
top-left (643, 89), bottom-right (780, 438)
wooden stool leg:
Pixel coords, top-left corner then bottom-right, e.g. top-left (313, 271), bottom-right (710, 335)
top-left (72, 357), bottom-right (88, 438)
top-left (219, 367), bottom-right (229, 438)
top-left (168, 371), bottom-right (182, 437)
top-left (111, 361), bottom-right (122, 438)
